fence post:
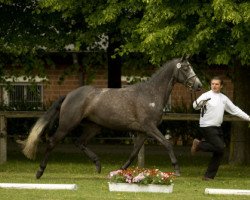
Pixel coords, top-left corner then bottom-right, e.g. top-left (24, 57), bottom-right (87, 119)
top-left (0, 115), bottom-right (7, 164)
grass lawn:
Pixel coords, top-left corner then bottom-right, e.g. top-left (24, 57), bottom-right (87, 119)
top-left (1, 142), bottom-right (250, 200)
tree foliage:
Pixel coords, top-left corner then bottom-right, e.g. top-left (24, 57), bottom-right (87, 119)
top-left (1, 0), bottom-right (249, 67)
top-left (0, 0), bottom-right (77, 54)
top-left (118, 0), bottom-right (250, 65)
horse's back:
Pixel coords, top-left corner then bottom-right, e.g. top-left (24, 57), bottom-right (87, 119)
top-left (65, 85), bottom-right (96, 100)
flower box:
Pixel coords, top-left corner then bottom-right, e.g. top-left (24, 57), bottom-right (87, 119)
top-left (108, 168), bottom-right (174, 193)
top-left (108, 182), bottom-right (173, 193)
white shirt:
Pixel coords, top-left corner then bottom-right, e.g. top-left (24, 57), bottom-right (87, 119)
top-left (193, 90), bottom-right (250, 127)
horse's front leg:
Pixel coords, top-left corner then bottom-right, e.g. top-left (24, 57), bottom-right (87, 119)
top-left (145, 125), bottom-right (180, 176)
top-left (121, 133), bottom-right (147, 170)
top-left (76, 143), bottom-right (101, 173)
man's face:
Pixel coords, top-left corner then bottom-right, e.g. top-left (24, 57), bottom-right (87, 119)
top-left (211, 79), bottom-right (223, 93)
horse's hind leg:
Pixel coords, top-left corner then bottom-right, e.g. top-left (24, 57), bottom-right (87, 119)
top-left (75, 123), bottom-right (102, 173)
top-left (36, 127), bottom-right (68, 179)
top-left (36, 115), bottom-right (83, 179)
top-left (121, 133), bottom-right (147, 170)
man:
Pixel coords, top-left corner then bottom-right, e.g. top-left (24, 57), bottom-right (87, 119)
top-left (191, 76), bottom-right (250, 180)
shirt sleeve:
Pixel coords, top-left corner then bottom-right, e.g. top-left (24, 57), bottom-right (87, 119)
top-left (224, 97), bottom-right (250, 121)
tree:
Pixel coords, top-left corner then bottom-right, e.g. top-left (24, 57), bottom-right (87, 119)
top-left (0, 0), bottom-right (82, 81)
top-left (230, 65), bottom-right (250, 164)
top-left (120, 0), bottom-right (249, 65)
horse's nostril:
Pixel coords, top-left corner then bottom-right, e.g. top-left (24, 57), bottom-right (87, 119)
top-left (197, 84), bottom-right (202, 91)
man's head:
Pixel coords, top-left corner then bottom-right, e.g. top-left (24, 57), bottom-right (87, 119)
top-left (211, 76), bottom-right (223, 93)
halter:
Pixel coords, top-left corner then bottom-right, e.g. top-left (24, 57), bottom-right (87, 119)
top-left (174, 62), bottom-right (197, 88)
top-left (174, 62), bottom-right (199, 107)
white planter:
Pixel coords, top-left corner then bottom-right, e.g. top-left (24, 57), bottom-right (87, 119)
top-left (108, 182), bottom-right (173, 193)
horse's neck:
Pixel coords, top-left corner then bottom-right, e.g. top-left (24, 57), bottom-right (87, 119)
top-left (146, 64), bottom-right (175, 107)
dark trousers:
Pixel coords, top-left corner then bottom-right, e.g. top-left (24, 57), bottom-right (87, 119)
top-left (198, 126), bottom-right (225, 179)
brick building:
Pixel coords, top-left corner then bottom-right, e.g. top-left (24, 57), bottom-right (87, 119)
top-left (0, 59), bottom-right (234, 111)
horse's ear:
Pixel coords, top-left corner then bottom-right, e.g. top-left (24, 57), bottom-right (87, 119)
top-left (181, 54), bottom-right (186, 62)
top-left (181, 54), bottom-right (190, 62)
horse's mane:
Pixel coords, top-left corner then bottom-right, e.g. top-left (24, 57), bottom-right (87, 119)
top-left (140, 59), bottom-right (177, 89)
top-left (150, 59), bottom-right (177, 80)
top-left (125, 58), bottom-right (178, 90)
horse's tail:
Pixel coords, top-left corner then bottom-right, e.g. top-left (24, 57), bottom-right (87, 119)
top-left (17, 96), bottom-right (66, 160)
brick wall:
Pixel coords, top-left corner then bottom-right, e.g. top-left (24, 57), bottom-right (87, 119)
top-left (43, 67), bottom-right (80, 104)
top-left (43, 67), bottom-right (108, 105)
top-left (43, 66), bottom-right (234, 109)
top-left (90, 69), bottom-right (108, 88)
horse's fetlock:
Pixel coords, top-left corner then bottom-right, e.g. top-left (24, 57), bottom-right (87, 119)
top-left (39, 165), bottom-right (46, 171)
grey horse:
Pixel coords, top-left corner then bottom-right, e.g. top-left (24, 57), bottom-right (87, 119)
top-left (19, 57), bottom-right (202, 179)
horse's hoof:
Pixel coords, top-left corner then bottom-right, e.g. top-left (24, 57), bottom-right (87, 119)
top-left (36, 170), bottom-right (44, 179)
top-left (172, 163), bottom-right (180, 176)
top-left (174, 171), bottom-right (181, 176)
top-left (120, 165), bottom-right (128, 170)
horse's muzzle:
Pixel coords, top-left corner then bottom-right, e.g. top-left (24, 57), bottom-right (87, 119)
top-left (193, 78), bottom-right (202, 91)
top-left (187, 77), bottom-right (202, 91)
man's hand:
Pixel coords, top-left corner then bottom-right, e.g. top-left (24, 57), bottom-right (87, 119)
top-left (195, 98), bottom-right (211, 110)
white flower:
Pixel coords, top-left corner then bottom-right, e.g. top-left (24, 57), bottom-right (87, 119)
top-left (132, 173), bottom-right (145, 183)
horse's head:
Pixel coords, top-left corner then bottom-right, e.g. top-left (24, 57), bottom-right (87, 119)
top-left (173, 56), bottom-right (202, 91)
